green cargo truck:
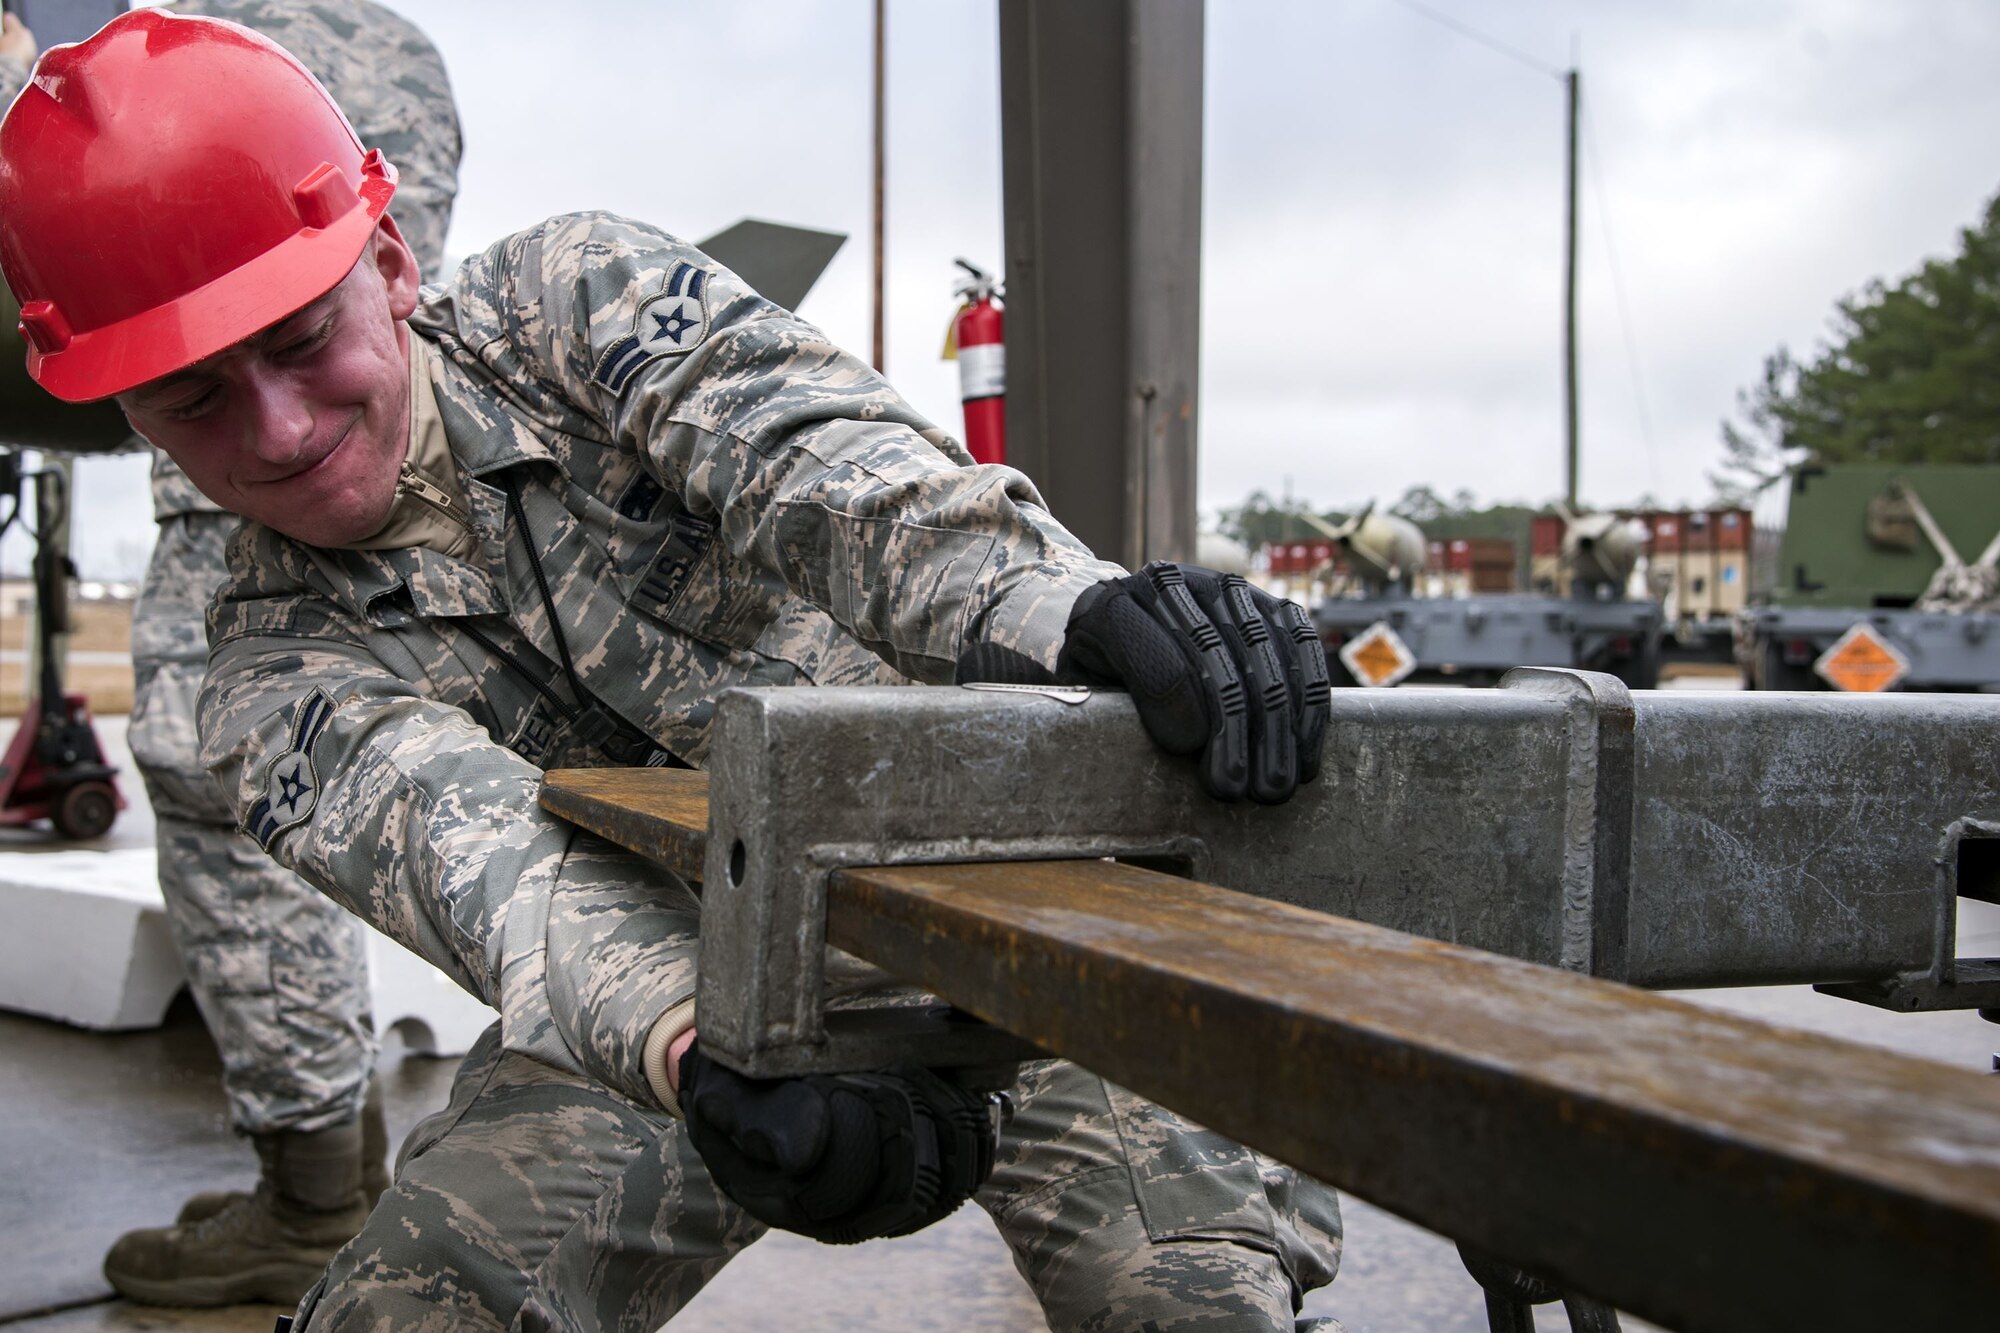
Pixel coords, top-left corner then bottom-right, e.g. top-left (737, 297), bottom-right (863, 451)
top-left (1739, 462), bottom-right (2000, 691)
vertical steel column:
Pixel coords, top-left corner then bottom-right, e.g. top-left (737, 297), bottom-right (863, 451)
top-left (999, 0), bottom-right (1203, 568)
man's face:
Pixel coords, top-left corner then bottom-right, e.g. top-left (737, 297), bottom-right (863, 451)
top-left (118, 222), bottom-right (421, 547)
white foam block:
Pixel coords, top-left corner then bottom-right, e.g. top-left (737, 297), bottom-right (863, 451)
top-left (366, 928), bottom-right (495, 1057)
top-left (0, 849), bottom-right (495, 1053)
top-left (0, 849), bottom-right (185, 1030)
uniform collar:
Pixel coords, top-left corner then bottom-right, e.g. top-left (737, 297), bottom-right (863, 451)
top-left (417, 324), bottom-right (563, 479)
top-left (314, 336), bottom-right (518, 626)
top-left (337, 338), bottom-right (477, 561)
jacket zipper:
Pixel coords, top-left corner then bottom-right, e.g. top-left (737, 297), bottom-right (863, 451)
top-left (397, 463), bottom-right (467, 526)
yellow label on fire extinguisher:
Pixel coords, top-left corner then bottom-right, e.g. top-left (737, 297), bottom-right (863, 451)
top-left (941, 301), bottom-right (970, 360)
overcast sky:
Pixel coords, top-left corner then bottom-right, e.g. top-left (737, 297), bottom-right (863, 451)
top-left (43, 0), bottom-right (2000, 577)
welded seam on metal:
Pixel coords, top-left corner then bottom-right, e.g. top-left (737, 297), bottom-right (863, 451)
top-left (1502, 668), bottom-right (1635, 979)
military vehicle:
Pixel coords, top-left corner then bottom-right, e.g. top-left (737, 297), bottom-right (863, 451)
top-left (1310, 504), bottom-right (1663, 688)
top-left (1738, 461), bottom-right (2000, 691)
top-left (0, 281), bottom-right (132, 455)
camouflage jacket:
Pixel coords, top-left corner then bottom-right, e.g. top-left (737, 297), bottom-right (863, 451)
top-left (201, 212), bottom-right (1122, 1108)
top-left (0, 0), bottom-right (463, 519)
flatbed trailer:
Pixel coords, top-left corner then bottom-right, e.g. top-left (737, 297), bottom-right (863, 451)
top-left (1314, 592), bottom-right (1663, 688)
top-left (1739, 603), bottom-right (2000, 691)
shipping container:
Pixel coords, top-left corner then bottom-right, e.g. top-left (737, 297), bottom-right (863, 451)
top-left (1263, 540), bottom-right (1335, 576)
top-left (1529, 552), bottom-right (1562, 594)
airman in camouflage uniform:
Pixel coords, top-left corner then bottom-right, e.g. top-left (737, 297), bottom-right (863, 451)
top-left (3, 12), bottom-right (1342, 1327)
top-left (0, 0), bottom-right (462, 1307)
top-left (191, 210), bottom-right (1342, 1330)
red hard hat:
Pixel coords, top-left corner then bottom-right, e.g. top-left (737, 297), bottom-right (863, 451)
top-left (0, 8), bottom-right (398, 402)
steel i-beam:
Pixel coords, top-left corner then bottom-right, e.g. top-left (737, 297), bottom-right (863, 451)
top-left (595, 670), bottom-right (1998, 1073)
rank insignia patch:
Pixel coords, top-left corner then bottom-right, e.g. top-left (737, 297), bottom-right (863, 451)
top-left (594, 261), bottom-right (711, 394)
top-left (246, 689), bottom-right (334, 850)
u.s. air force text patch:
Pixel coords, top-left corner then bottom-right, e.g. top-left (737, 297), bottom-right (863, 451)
top-left (594, 260), bottom-right (711, 394)
top-left (246, 689), bottom-right (334, 850)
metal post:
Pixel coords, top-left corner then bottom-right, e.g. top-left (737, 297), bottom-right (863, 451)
top-left (26, 456), bottom-right (72, 706)
top-left (1563, 66), bottom-right (1580, 509)
top-left (870, 0), bottom-right (887, 373)
top-left (998, 0), bottom-right (1202, 567)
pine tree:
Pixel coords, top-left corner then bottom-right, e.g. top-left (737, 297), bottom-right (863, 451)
top-left (1714, 188), bottom-right (2000, 496)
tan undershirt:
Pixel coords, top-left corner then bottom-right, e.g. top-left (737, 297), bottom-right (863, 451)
top-left (341, 337), bottom-right (477, 560)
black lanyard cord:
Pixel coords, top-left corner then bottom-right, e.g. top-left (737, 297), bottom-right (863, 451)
top-left (457, 619), bottom-right (581, 725)
top-left (507, 482), bottom-right (587, 690)
top-left (455, 477), bottom-right (688, 770)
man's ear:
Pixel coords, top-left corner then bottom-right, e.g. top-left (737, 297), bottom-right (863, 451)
top-left (370, 215), bottom-right (422, 320)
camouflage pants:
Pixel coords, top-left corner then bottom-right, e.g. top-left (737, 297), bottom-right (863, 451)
top-left (296, 1026), bottom-right (1342, 1331)
top-left (131, 511), bottom-right (376, 1135)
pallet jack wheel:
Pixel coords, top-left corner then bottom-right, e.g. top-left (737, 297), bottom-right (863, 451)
top-left (53, 780), bottom-right (117, 840)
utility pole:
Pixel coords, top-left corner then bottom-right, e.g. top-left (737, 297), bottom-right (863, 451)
top-left (1562, 62), bottom-right (1580, 510)
top-left (870, 0), bottom-right (886, 373)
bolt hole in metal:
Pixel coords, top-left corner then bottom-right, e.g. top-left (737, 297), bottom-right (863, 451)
top-left (728, 838), bottom-right (746, 888)
top-left (1958, 832), bottom-right (2000, 906)
top-left (1963, 833), bottom-right (2000, 1066)
top-left (1114, 852), bottom-right (1195, 879)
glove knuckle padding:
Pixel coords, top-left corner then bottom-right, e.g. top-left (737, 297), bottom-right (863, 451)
top-left (1144, 563), bottom-right (1250, 800)
top-left (680, 1048), bottom-right (996, 1246)
top-left (1217, 575), bottom-right (1300, 804)
top-left (1275, 600), bottom-right (1332, 783)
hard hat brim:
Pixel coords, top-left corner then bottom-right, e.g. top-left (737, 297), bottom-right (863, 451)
top-left (26, 182), bottom-right (393, 404)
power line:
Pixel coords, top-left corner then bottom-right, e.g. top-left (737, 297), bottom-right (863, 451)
top-left (1380, 0), bottom-right (1564, 81)
top-left (1583, 120), bottom-right (1665, 498)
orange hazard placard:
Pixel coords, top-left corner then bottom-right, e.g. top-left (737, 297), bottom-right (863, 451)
top-left (1813, 623), bottom-right (1909, 693)
top-left (1338, 621), bottom-right (1417, 688)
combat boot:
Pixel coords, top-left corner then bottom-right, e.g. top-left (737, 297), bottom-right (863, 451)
top-left (103, 1113), bottom-right (375, 1307)
top-left (176, 1082), bottom-right (391, 1226)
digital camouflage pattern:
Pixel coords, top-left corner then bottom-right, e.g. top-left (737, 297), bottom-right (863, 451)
top-left (294, 1036), bottom-right (1340, 1331)
top-left (0, 0), bottom-right (465, 1134)
top-left (132, 515), bottom-right (379, 1135)
top-left (195, 210), bottom-right (1341, 1325)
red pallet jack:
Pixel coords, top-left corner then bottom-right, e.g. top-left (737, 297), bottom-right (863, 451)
top-left (0, 451), bottom-right (123, 839)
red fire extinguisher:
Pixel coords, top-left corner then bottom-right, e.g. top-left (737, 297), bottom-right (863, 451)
top-left (943, 258), bottom-right (1005, 465)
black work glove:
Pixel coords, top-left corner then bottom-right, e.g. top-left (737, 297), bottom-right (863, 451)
top-left (678, 1043), bottom-right (998, 1245)
top-left (958, 562), bottom-right (1331, 803)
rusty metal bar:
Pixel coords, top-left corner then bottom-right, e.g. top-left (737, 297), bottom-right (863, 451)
top-left (539, 767), bottom-right (708, 881)
top-left (823, 857), bottom-right (2000, 1333)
